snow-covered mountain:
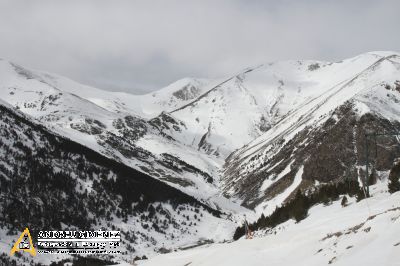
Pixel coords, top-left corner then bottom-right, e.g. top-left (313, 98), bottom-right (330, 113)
top-left (0, 99), bottom-right (236, 265)
top-left (1, 51), bottom-right (400, 211)
top-left (0, 58), bottom-right (244, 213)
top-left (1, 51), bottom-right (400, 265)
top-left (165, 52), bottom-right (399, 158)
top-left (1, 51), bottom-right (400, 207)
top-left (221, 51), bottom-right (400, 213)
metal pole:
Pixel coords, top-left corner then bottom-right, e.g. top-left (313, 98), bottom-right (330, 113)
top-left (365, 134), bottom-right (369, 197)
top-left (363, 131), bottom-right (400, 197)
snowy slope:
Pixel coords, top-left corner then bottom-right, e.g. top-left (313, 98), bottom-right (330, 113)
top-left (0, 58), bottom-right (249, 214)
top-left (164, 52), bottom-right (398, 158)
top-left (139, 182), bottom-right (400, 266)
top-left (0, 101), bottom-right (238, 265)
top-left (0, 59), bottom-right (211, 118)
top-left (222, 51), bottom-right (400, 211)
top-left (236, 52), bottom-right (400, 160)
top-left (1, 52), bottom-right (399, 213)
top-left (1, 52), bottom-right (400, 265)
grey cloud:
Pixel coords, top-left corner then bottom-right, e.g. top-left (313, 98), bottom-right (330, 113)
top-left (0, 0), bottom-right (399, 93)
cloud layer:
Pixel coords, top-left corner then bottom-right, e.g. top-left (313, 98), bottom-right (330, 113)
top-left (0, 0), bottom-right (399, 93)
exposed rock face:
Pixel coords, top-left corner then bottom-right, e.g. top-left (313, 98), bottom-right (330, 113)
top-left (71, 118), bottom-right (107, 135)
top-left (308, 63), bottom-right (320, 71)
top-left (149, 112), bottom-right (187, 140)
top-left (172, 84), bottom-right (201, 101)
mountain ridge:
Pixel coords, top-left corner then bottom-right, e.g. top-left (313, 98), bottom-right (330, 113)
top-left (222, 53), bottom-right (400, 213)
top-left (1, 51), bottom-right (400, 210)
top-left (1, 51), bottom-right (400, 265)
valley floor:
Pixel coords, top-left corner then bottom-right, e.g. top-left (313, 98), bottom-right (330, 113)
top-left (135, 182), bottom-right (400, 266)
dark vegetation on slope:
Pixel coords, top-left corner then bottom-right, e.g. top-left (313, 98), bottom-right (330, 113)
top-left (233, 179), bottom-right (366, 240)
top-left (0, 104), bottom-right (221, 255)
top-left (224, 100), bottom-right (400, 209)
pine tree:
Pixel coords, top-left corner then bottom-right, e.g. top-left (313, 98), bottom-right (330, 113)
top-left (321, 193), bottom-right (330, 206)
top-left (368, 168), bottom-right (377, 186)
top-left (388, 171), bottom-right (400, 194)
top-left (356, 188), bottom-right (366, 202)
top-left (233, 225), bottom-right (245, 240)
top-left (291, 190), bottom-right (309, 222)
top-left (388, 161), bottom-right (400, 194)
top-left (341, 196), bottom-right (348, 207)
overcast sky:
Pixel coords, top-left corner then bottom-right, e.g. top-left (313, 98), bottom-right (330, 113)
top-left (0, 0), bottom-right (399, 94)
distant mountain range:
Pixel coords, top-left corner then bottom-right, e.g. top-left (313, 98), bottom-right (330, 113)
top-left (1, 51), bottom-right (399, 265)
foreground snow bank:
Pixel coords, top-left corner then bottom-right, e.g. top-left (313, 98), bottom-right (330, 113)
top-left (138, 182), bottom-right (400, 266)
